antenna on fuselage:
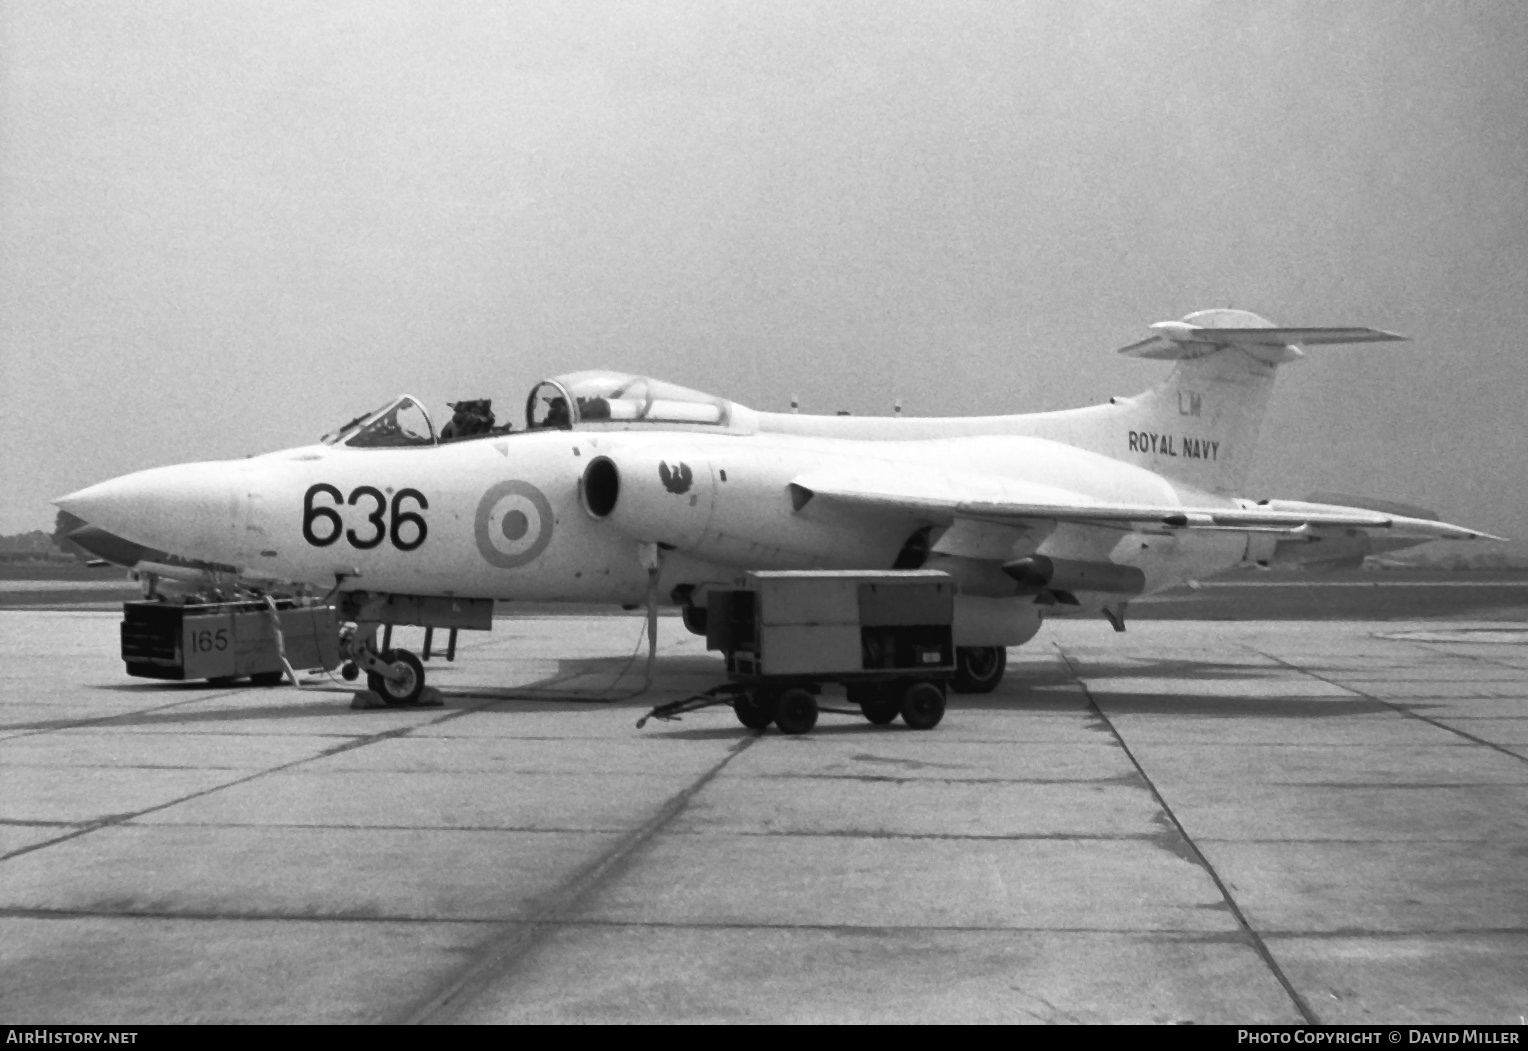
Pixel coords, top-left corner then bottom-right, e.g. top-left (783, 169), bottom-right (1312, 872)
top-left (790, 393), bottom-right (799, 413)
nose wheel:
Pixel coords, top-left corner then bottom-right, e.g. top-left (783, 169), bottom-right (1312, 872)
top-left (343, 622), bottom-right (430, 707)
top-left (366, 648), bottom-right (426, 707)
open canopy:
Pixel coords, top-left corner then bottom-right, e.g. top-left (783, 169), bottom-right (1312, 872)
top-left (321, 395), bottom-right (437, 448)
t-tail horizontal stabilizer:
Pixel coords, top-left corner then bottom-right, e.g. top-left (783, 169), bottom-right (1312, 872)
top-left (1118, 321), bottom-right (1406, 362)
top-left (1100, 309), bottom-right (1408, 495)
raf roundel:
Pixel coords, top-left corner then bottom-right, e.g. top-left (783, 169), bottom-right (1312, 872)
top-left (474, 480), bottom-right (555, 569)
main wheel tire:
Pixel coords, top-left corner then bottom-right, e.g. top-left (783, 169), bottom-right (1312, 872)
top-left (899, 680), bottom-right (946, 730)
top-left (773, 687), bottom-right (819, 735)
top-left (951, 646), bottom-right (1006, 694)
top-left (734, 690), bottom-right (775, 730)
top-left (366, 649), bottom-right (425, 706)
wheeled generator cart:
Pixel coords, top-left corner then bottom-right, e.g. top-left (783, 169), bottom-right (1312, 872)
top-left (120, 599), bottom-right (340, 684)
top-left (640, 570), bottom-right (956, 734)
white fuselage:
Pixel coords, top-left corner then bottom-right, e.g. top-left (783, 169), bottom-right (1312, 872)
top-left (64, 425), bottom-right (1250, 613)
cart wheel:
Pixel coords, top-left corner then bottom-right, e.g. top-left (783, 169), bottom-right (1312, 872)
top-left (249, 671), bottom-right (285, 687)
top-left (206, 675), bottom-right (241, 687)
top-left (856, 684), bottom-right (900, 725)
top-left (951, 646), bottom-right (1006, 694)
top-left (774, 687), bottom-right (819, 735)
top-left (367, 649), bottom-right (425, 706)
top-left (899, 681), bottom-right (946, 730)
top-left (734, 690), bottom-right (775, 730)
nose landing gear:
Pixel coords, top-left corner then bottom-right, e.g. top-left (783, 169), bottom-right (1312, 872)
top-left (341, 623), bottom-right (431, 707)
top-left (366, 648), bottom-right (426, 706)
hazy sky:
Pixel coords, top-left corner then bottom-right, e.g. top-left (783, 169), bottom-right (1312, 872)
top-left (3, 1), bottom-right (1525, 543)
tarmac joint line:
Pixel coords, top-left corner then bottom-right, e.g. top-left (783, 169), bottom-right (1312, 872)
top-left (1052, 641), bottom-right (1321, 1026)
top-left (1256, 648), bottom-right (1528, 768)
top-left (397, 733), bottom-right (760, 1025)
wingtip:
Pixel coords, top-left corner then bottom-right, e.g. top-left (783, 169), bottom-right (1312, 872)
top-left (1437, 526), bottom-right (1509, 542)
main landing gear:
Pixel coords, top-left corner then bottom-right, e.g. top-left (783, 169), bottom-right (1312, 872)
top-left (951, 646), bottom-right (1007, 694)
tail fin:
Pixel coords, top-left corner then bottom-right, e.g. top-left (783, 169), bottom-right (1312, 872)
top-left (1106, 309), bottom-right (1404, 495)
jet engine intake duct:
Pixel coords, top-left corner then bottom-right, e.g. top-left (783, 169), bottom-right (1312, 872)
top-left (1002, 555), bottom-right (1145, 596)
top-left (582, 456), bottom-right (620, 519)
top-left (579, 449), bottom-right (716, 554)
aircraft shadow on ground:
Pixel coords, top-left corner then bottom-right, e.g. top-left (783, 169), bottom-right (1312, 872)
top-left (1080, 694), bottom-right (1388, 718)
top-left (1041, 659), bottom-right (1290, 681)
top-left (939, 689), bottom-right (1384, 718)
top-left (18, 652), bottom-right (1396, 733)
top-left (432, 653), bottom-right (726, 711)
top-left (3, 698), bottom-right (375, 734)
top-left (650, 717), bottom-right (957, 742)
top-left (13, 655), bottom-right (720, 731)
top-left (955, 655), bottom-right (1392, 719)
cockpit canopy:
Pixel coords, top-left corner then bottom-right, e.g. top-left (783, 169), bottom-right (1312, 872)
top-left (321, 395), bottom-right (437, 448)
top-left (525, 371), bottom-right (743, 431)
top-left (320, 373), bottom-right (752, 449)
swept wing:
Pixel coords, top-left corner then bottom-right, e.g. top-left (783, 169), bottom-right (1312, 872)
top-left (788, 468), bottom-right (1500, 543)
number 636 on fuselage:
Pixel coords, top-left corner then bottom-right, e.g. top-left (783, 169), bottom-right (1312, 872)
top-left (56, 309), bottom-right (1502, 698)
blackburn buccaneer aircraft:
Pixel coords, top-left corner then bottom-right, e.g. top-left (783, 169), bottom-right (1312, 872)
top-left (57, 309), bottom-right (1499, 705)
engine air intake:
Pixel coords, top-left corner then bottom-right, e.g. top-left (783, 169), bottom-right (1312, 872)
top-left (582, 457), bottom-right (620, 519)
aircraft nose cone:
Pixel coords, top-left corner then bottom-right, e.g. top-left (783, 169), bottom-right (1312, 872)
top-left (54, 463), bottom-right (246, 557)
